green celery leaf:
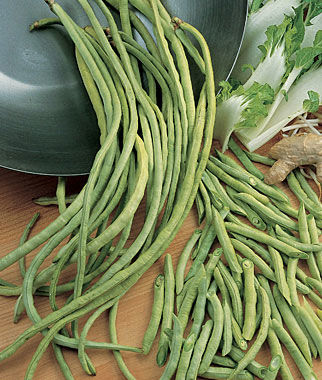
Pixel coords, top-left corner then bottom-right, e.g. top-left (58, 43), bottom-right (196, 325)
top-left (295, 46), bottom-right (320, 69)
top-left (303, 90), bottom-right (320, 112)
top-left (313, 30), bottom-right (322, 49)
top-left (235, 82), bottom-right (275, 129)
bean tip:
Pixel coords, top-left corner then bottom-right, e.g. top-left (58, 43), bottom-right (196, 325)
top-left (171, 17), bottom-right (183, 30)
top-left (44, 0), bottom-right (55, 9)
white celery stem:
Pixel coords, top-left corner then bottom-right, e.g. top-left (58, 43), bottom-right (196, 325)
top-left (244, 42), bottom-right (286, 91)
top-left (232, 0), bottom-right (299, 83)
top-left (301, 13), bottom-right (322, 48)
top-left (213, 97), bottom-right (246, 152)
top-left (239, 67), bottom-right (322, 151)
top-left (236, 67), bottom-right (302, 148)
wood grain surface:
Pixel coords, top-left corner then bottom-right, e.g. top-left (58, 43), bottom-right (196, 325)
top-left (0, 141), bottom-right (321, 380)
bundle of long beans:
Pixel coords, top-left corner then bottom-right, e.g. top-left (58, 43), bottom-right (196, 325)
top-left (0, 0), bottom-right (215, 378)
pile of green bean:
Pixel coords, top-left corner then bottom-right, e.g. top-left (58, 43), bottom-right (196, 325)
top-left (141, 142), bottom-right (322, 379)
top-left (0, 0), bottom-right (216, 378)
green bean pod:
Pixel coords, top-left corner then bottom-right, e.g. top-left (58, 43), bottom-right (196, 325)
top-left (226, 186), bottom-right (266, 231)
top-left (228, 286), bottom-right (271, 380)
top-left (244, 151), bottom-right (276, 166)
top-left (303, 297), bottom-right (322, 334)
top-left (267, 327), bottom-right (294, 380)
top-left (263, 355), bottom-right (282, 380)
top-left (298, 203), bottom-right (321, 281)
top-left (175, 333), bottom-right (196, 380)
top-left (211, 355), bottom-right (236, 368)
top-left (294, 169), bottom-right (321, 205)
top-left (218, 261), bottom-right (243, 327)
top-left (213, 150), bottom-right (289, 202)
top-left (297, 305), bottom-right (322, 358)
top-left (206, 171), bottom-right (247, 216)
top-left (205, 248), bottom-right (222, 289)
top-left (228, 138), bottom-right (265, 180)
top-left (226, 222), bottom-right (308, 259)
top-left (160, 315), bottom-right (184, 380)
top-left (213, 208), bottom-right (242, 274)
top-left (206, 161), bottom-right (270, 205)
top-left (273, 285), bottom-right (312, 365)
top-left (227, 345), bottom-right (267, 379)
top-left (157, 254), bottom-right (175, 366)
top-left (231, 315), bottom-right (248, 351)
top-left (242, 259), bottom-right (257, 341)
top-left (177, 266), bottom-right (205, 332)
top-left (257, 275), bottom-right (282, 324)
top-left (187, 320), bottom-right (213, 380)
top-left (275, 225), bottom-right (299, 241)
top-left (175, 229), bottom-right (202, 294)
top-left (235, 193), bottom-right (298, 231)
top-left (307, 215), bottom-right (322, 276)
top-left (190, 276), bottom-right (208, 338)
top-left (142, 274), bottom-right (165, 354)
top-left (222, 300), bottom-right (233, 356)
top-left (200, 367), bottom-right (254, 379)
top-left (198, 290), bottom-right (224, 374)
top-left (287, 172), bottom-right (322, 220)
top-left (271, 319), bottom-right (318, 380)
top-left (231, 239), bottom-right (275, 281)
top-left (196, 191), bottom-right (205, 224)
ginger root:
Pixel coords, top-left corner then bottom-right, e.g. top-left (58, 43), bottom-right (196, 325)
top-left (264, 133), bottom-right (322, 185)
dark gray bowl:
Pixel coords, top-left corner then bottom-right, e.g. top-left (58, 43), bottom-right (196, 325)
top-left (0, 0), bottom-right (247, 175)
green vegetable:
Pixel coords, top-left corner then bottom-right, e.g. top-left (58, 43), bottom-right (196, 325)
top-left (303, 90), bottom-right (320, 112)
top-left (215, 1), bottom-right (322, 151)
top-left (142, 274), bottom-right (165, 354)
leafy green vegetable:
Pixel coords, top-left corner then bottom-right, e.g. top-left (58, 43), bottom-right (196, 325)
top-left (303, 90), bottom-right (320, 112)
top-left (214, 1), bottom-right (322, 152)
top-left (231, 0), bottom-right (300, 83)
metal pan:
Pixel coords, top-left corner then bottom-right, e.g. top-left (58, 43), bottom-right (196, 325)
top-left (0, 0), bottom-right (247, 175)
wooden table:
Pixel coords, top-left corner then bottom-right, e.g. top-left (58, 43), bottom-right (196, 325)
top-left (0, 143), bottom-right (321, 380)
